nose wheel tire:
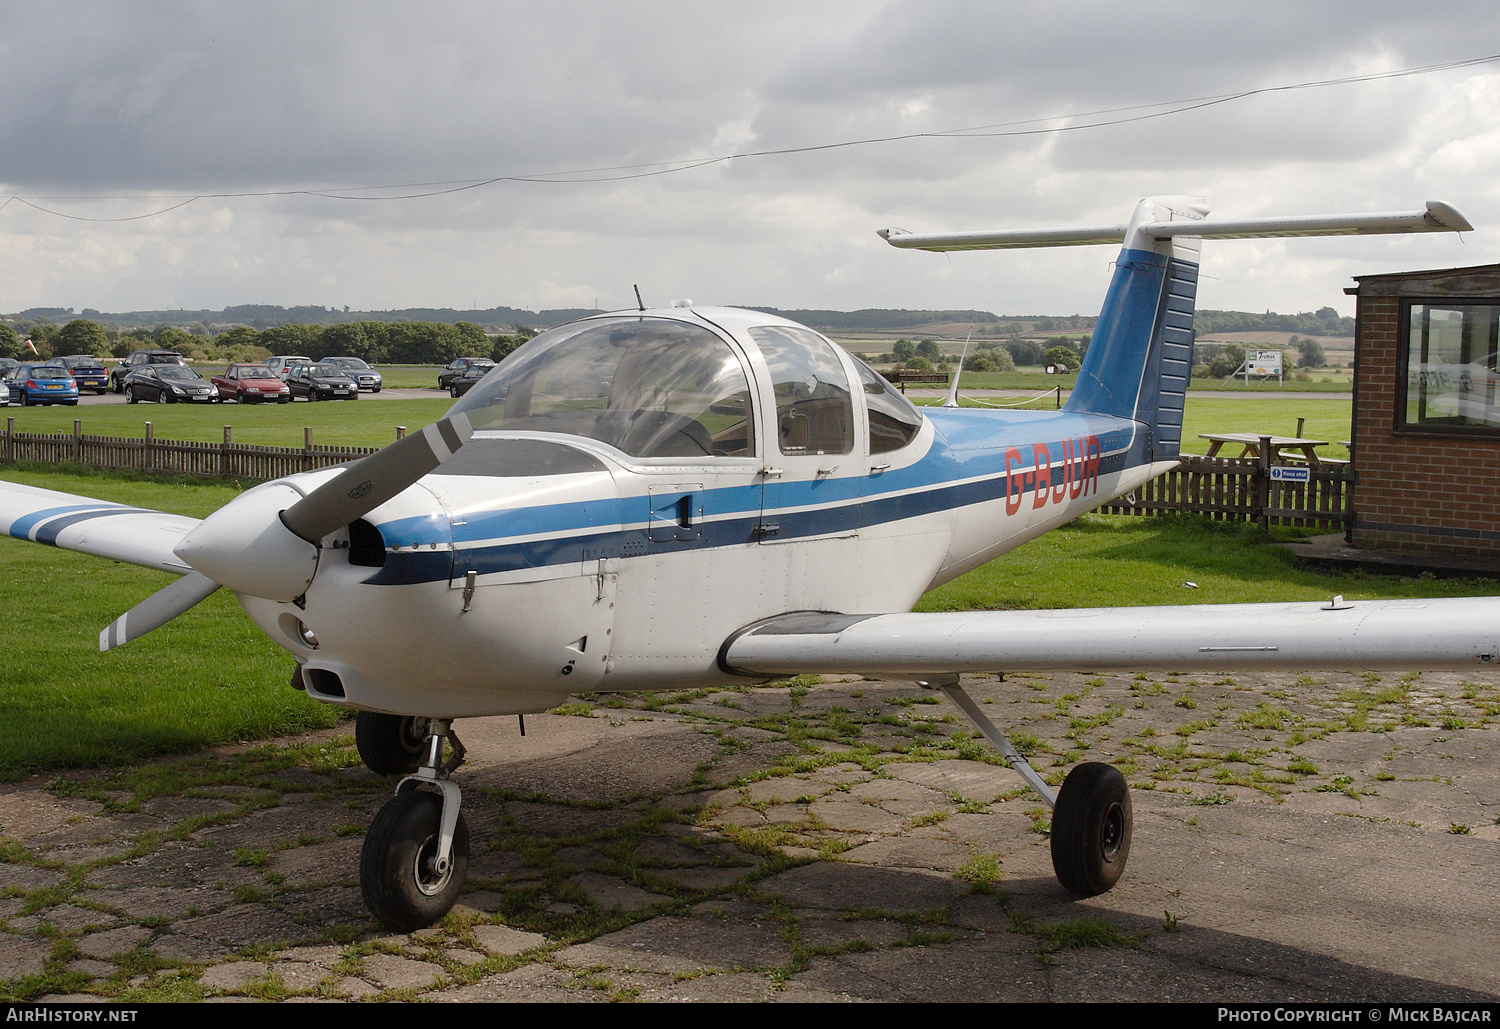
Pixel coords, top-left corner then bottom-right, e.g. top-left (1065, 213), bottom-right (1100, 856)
top-left (355, 711), bottom-right (428, 776)
top-left (1050, 762), bottom-right (1132, 895)
top-left (360, 790), bottom-right (469, 932)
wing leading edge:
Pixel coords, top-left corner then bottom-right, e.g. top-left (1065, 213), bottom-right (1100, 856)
top-left (721, 599), bottom-right (1500, 676)
top-left (0, 480), bottom-right (202, 574)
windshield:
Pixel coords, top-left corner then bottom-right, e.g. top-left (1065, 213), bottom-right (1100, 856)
top-left (157, 367), bottom-right (203, 381)
top-left (64, 358), bottom-right (104, 370)
top-left (332, 358), bottom-right (370, 370)
top-left (451, 316), bottom-right (755, 459)
top-left (314, 361), bottom-right (348, 377)
top-left (30, 367), bottom-right (71, 380)
top-left (149, 353), bottom-right (185, 364)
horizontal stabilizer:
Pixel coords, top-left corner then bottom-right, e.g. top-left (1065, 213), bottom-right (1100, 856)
top-left (0, 480), bottom-right (200, 573)
top-left (722, 598), bottom-right (1500, 676)
top-left (879, 200), bottom-right (1472, 252)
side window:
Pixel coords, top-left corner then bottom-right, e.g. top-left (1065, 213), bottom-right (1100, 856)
top-left (748, 326), bottom-right (854, 456)
top-left (853, 358), bottom-right (925, 453)
top-left (1399, 302), bottom-right (1500, 432)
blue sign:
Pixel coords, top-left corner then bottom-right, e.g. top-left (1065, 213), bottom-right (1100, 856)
top-left (1269, 465), bottom-right (1310, 482)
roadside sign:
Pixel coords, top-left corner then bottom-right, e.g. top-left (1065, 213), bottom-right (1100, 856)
top-left (1269, 465), bottom-right (1310, 482)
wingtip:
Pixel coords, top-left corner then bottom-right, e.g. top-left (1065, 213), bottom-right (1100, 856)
top-left (1425, 200), bottom-right (1475, 233)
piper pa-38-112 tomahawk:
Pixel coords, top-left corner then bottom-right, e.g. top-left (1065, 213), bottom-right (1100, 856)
top-left (3, 195), bottom-right (1497, 932)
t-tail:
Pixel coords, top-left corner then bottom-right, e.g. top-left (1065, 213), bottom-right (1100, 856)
top-left (881, 196), bottom-right (1473, 463)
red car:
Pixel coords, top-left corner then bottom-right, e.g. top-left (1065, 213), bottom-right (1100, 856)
top-left (212, 363), bottom-right (292, 404)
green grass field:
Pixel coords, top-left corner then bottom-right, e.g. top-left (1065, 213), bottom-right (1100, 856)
top-left (0, 468), bottom-right (343, 780)
top-left (4, 396), bottom-right (455, 448)
top-left (6, 389), bottom-right (1353, 457)
top-left (1, 462), bottom-right (1493, 780)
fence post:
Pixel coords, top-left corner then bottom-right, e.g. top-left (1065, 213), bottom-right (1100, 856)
top-left (4, 416), bottom-right (12, 464)
top-left (73, 419), bottom-right (82, 463)
top-left (145, 421), bottom-right (155, 474)
top-left (396, 426), bottom-right (406, 440)
top-left (221, 425), bottom-right (232, 477)
top-left (1258, 434), bottom-right (1272, 531)
top-left (303, 427), bottom-right (313, 471)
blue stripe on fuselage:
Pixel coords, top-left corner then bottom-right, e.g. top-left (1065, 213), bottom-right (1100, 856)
top-left (364, 410), bottom-right (1145, 585)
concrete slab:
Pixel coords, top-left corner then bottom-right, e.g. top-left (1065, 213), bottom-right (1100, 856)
top-left (0, 668), bottom-right (1496, 1003)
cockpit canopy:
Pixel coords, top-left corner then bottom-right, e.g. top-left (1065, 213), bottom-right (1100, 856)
top-left (449, 312), bottom-right (923, 460)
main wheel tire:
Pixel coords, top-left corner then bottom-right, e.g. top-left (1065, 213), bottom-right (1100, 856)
top-left (355, 712), bottom-right (428, 776)
top-left (124, 387), bottom-right (135, 404)
top-left (1050, 762), bottom-right (1132, 895)
top-left (156, 390), bottom-right (168, 404)
top-left (360, 791), bottom-right (469, 932)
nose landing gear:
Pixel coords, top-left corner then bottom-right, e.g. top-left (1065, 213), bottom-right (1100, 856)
top-left (359, 719), bottom-right (471, 931)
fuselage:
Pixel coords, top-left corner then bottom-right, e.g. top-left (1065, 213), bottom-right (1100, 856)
top-left (242, 306), bottom-right (1168, 718)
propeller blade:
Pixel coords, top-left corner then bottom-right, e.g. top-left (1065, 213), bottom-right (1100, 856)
top-left (280, 413), bottom-right (473, 544)
top-left (99, 571), bottom-right (221, 652)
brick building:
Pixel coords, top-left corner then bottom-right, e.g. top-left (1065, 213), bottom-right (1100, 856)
top-left (1348, 263), bottom-right (1500, 557)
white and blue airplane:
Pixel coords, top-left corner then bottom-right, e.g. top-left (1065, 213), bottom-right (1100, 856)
top-left (3, 196), bottom-right (1497, 931)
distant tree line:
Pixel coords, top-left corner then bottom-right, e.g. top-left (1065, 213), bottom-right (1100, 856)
top-left (876, 334), bottom-right (1091, 373)
top-left (0, 317), bottom-right (529, 366)
top-left (1195, 307), bottom-right (1353, 337)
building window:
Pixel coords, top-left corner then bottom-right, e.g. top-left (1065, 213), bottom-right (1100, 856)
top-left (1398, 301), bottom-right (1500, 432)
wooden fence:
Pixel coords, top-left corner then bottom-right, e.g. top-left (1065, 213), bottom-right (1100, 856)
top-left (1098, 453), bottom-right (1352, 529)
top-left (1, 418), bottom-right (384, 480)
top-left (1, 420), bottom-right (1353, 528)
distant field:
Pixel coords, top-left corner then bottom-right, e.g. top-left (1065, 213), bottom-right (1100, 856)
top-left (3, 397), bottom-right (454, 448)
top-left (4, 388), bottom-right (1352, 457)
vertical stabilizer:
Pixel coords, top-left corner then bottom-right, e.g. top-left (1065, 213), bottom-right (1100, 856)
top-left (1063, 196), bottom-right (1206, 462)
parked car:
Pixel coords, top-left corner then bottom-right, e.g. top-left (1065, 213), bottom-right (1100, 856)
top-left (48, 355), bottom-right (110, 394)
top-left (122, 365), bottom-right (218, 404)
top-left (448, 363), bottom-right (492, 398)
top-left (327, 357), bottom-right (383, 392)
top-left (286, 360), bottom-right (359, 401)
top-left (6, 363), bottom-right (79, 406)
top-left (211, 363), bottom-right (291, 404)
top-left (0, 358), bottom-right (18, 378)
top-left (264, 355), bottom-right (313, 380)
top-left (438, 357), bottom-right (493, 390)
top-left (110, 349), bottom-right (187, 392)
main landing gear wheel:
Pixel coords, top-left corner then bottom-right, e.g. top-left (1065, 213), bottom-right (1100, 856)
top-left (355, 712), bottom-right (427, 775)
top-left (1050, 762), bottom-right (1132, 895)
top-left (360, 791), bottom-right (469, 932)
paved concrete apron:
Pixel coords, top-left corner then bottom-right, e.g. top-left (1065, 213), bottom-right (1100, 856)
top-left (2, 667), bottom-right (1497, 1002)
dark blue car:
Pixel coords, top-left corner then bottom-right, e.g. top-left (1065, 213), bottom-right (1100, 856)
top-left (6, 364), bottom-right (79, 406)
top-left (48, 355), bottom-right (110, 394)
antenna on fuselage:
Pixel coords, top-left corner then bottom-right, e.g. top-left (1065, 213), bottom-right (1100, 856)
top-left (942, 327), bottom-right (973, 409)
top-left (633, 285), bottom-right (645, 311)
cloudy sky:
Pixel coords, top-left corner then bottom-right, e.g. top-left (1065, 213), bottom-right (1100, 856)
top-left (3, 1), bottom-right (1500, 320)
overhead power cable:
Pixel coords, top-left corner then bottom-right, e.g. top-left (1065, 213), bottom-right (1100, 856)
top-left (5, 51), bottom-right (1498, 222)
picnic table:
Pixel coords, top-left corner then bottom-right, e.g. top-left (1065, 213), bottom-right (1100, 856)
top-left (1199, 432), bottom-right (1335, 467)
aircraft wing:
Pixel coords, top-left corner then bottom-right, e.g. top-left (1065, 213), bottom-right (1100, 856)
top-left (0, 480), bottom-right (201, 574)
top-left (722, 599), bottom-right (1500, 676)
